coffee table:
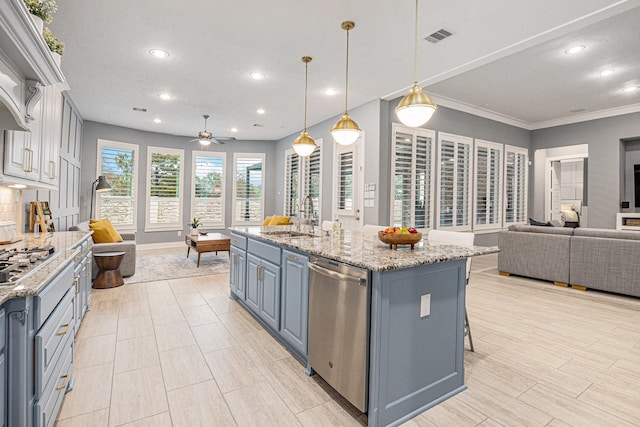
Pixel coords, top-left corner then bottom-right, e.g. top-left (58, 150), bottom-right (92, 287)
top-left (93, 251), bottom-right (125, 288)
top-left (185, 233), bottom-right (231, 267)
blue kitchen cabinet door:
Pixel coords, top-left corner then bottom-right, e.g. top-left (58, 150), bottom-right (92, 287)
top-left (258, 258), bottom-right (281, 331)
top-left (280, 250), bottom-right (309, 356)
top-left (230, 246), bottom-right (246, 299)
top-left (245, 254), bottom-right (261, 313)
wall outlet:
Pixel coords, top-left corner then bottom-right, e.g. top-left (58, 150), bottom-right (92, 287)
top-left (420, 294), bottom-right (431, 318)
top-left (177, 231), bottom-right (182, 236)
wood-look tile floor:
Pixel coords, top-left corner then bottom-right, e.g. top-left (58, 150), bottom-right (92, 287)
top-left (55, 253), bottom-right (640, 426)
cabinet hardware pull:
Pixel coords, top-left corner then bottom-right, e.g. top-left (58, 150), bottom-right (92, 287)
top-left (257, 264), bottom-right (262, 281)
top-left (287, 254), bottom-right (299, 261)
top-left (56, 323), bottom-right (70, 336)
top-left (74, 277), bottom-right (80, 295)
top-left (28, 148), bottom-right (34, 172)
top-left (56, 374), bottom-right (70, 391)
top-left (50, 160), bottom-right (56, 179)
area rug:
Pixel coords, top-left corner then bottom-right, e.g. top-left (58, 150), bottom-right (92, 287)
top-left (124, 246), bottom-right (230, 284)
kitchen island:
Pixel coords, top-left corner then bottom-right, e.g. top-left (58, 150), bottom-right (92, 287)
top-left (228, 226), bottom-right (497, 427)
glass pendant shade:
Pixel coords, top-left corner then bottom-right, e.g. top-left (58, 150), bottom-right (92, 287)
top-left (395, 83), bottom-right (438, 127)
top-left (330, 113), bottom-right (360, 145)
top-left (292, 130), bottom-right (317, 156)
top-left (199, 138), bottom-right (211, 146)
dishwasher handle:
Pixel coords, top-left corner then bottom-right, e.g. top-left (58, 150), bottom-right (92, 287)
top-left (308, 261), bottom-right (367, 285)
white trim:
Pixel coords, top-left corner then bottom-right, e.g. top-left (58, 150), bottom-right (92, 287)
top-left (531, 103), bottom-right (640, 130)
top-left (231, 152), bottom-right (266, 226)
top-left (144, 146), bottom-right (185, 232)
top-left (473, 139), bottom-right (504, 231)
top-left (191, 150), bottom-right (226, 228)
top-left (95, 139), bottom-right (139, 231)
top-left (436, 132), bottom-right (474, 231)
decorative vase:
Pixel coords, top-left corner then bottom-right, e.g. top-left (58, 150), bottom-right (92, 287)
top-left (51, 52), bottom-right (61, 68)
top-left (30, 14), bottom-right (44, 35)
top-left (190, 228), bottom-right (199, 236)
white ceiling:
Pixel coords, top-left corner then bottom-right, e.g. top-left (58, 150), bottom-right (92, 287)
top-left (49, 0), bottom-right (640, 141)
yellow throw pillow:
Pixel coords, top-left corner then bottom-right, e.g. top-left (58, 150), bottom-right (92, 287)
top-left (89, 218), bottom-right (123, 243)
top-left (262, 216), bottom-right (273, 226)
top-left (268, 215), bottom-right (291, 226)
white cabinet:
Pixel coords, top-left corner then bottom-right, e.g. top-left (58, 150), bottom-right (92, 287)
top-left (39, 85), bottom-right (62, 186)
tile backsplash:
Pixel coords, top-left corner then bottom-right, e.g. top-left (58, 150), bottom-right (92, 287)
top-left (0, 188), bottom-right (19, 221)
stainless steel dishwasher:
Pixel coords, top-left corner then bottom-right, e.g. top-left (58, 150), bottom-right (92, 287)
top-left (308, 255), bottom-right (369, 412)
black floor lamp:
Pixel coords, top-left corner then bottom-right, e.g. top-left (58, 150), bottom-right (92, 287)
top-left (90, 175), bottom-right (112, 219)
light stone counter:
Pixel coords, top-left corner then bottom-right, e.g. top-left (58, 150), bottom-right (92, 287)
top-left (0, 231), bottom-right (92, 305)
top-left (229, 226), bottom-right (498, 272)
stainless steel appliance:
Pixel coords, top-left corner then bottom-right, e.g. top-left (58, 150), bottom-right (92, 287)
top-left (0, 245), bottom-right (56, 285)
top-left (308, 255), bottom-right (369, 412)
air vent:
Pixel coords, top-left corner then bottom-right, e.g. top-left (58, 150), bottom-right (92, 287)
top-left (252, 123), bottom-right (265, 127)
top-left (132, 107), bottom-right (147, 112)
top-left (424, 29), bottom-right (453, 44)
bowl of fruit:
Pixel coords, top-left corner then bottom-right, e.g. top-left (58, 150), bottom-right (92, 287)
top-left (378, 227), bottom-right (422, 250)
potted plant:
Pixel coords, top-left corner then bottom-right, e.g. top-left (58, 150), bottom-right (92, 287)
top-left (189, 218), bottom-right (201, 235)
top-left (24, 0), bottom-right (57, 33)
top-left (43, 27), bottom-right (64, 66)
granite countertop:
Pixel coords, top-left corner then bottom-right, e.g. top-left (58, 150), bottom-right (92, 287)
top-left (0, 231), bottom-right (92, 305)
top-left (229, 226), bottom-right (499, 272)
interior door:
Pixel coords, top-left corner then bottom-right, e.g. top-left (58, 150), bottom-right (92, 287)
top-left (333, 133), bottom-right (363, 230)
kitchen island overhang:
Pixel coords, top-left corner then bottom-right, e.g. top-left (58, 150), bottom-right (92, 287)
top-left (228, 226), bottom-right (498, 427)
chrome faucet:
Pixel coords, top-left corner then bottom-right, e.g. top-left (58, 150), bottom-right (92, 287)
top-left (298, 194), bottom-right (315, 233)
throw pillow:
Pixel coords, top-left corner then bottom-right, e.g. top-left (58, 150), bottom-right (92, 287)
top-left (268, 215), bottom-right (292, 226)
top-left (262, 216), bottom-right (273, 226)
top-left (89, 218), bottom-right (123, 243)
top-left (528, 217), bottom-right (554, 227)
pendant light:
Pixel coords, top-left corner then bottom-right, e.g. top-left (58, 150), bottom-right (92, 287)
top-left (330, 21), bottom-right (361, 146)
top-left (395, 0), bottom-right (438, 127)
top-left (292, 56), bottom-right (317, 157)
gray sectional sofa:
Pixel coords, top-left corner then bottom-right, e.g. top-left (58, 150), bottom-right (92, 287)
top-left (498, 225), bottom-right (640, 298)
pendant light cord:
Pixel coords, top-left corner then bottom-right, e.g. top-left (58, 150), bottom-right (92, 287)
top-left (413, 0), bottom-right (418, 84)
top-left (304, 60), bottom-right (309, 130)
top-left (344, 27), bottom-right (350, 113)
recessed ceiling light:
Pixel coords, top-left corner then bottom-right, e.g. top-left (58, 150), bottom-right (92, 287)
top-left (564, 45), bottom-right (585, 54)
top-left (250, 72), bottom-right (266, 80)
top-left (622, 86), bottom-right (639, 93)
top-left (157, 93), bottom-right (172, 100)
top-left (153, 118), bottom-right (162, 123)
top-left (256, 108), bottom-right (265, 114)
top-left (230, 127), bottom-right (238, 133)
top-left (149, 49), bottom-right (169, 58)
top-left (324, 88), bottom-right (339, 96)
top-left (598, 69), bottom-right (615, 77)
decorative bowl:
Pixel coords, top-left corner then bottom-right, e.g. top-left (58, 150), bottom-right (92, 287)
top-left (378, 230), bottom-right (423, 250)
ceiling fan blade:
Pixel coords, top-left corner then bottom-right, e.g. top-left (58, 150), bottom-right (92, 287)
top-left (212, 136), bottom-right (236, 141)
top-left (188, 138), bottom-right (199, 142)
top-left (211, 138), bottom-right (225, 145)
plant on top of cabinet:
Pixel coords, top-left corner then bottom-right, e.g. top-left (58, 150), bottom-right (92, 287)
top-left (43, 27), bottom-right (64, 55)
top-left (24, 0), bottom-right (57, 24)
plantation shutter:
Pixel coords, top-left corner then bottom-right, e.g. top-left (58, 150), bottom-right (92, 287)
top-left (504, 145), bottom-right (528, 224)
top-left (438, 133), bottom-right (473, 230)
top-left (337, 150), bottom-right (354, 213)
top-left (474, 140), bottom-right (503, 229)
top-left (234, 155), bottom-right (264, 223)
top-left (146, 146), bottom-right (184, 230)
top-left (284, 151), bottom-right (299, 217)
top-left (193, 153), bottom-right (225, 226)
top-left (302, 144), bottom-right (321, 223)
top-left (97, 142), bottom-right (136, 227)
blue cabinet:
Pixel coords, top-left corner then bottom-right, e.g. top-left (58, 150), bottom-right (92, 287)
top-left (280, 250), bottom-right (309, 356)
top-left (246, 253), bottom-right (281, 331)
top-left (72, 237), bottom-right (92, 334)
top-left (229, 246), bottom-right (246, 299)
top-left (245, 254), bottom-right (261, 312)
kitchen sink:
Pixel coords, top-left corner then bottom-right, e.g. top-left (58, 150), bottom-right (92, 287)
top-left (262, 230), bottom-right (319, 238)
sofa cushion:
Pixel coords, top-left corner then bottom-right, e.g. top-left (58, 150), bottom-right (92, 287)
top-left (262, 216), bottom-right (273, 226)
top-left (573, 228), bottom-right (640, 240)
top-left (529, 217), bottom-right (554, 227)
top-left (268, 215), bottom-right (292, 226)
top-left (89, 219), bottom-right (123, 243)
top-left (510, 224), bottom-right (575, 235)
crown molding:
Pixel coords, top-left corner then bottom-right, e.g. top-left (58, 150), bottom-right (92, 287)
top-left (530, 103), bottom-right (640, 130)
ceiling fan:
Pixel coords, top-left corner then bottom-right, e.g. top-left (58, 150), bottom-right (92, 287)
top-left (189, 114), bottom-right (235, 145)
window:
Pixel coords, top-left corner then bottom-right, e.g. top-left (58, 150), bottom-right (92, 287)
top-left (145, 146), bottom-right (184, 231)
top-left (504, 145), bottom-right (528, 225)
top-left (474, 139), bottom-right (503, 230)
top-left (335, 144), bottom-right (355, 215)
top-left (96, 139), bottom-right (138, 230)
top-left (233, 153), bottom-right (265, 225)
top-left (192, 151), bottom-right (226, 228)
top-left (391, 124), bottom-right (435, 230)
top-left (437, 132), bottom-right (473, 230)
top-left (283, 140), bottom-right (322, 222)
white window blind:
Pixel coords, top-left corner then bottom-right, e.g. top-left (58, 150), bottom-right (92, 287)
top-left (283, 150), bottom-right (299, 217)
top-left (438, 132), bottom-right (473, 230)
top-left (192, 151), bottom-right (225, 228)
top-left (96, 140), bottom-right (138, 230)
top-left (504, 145), bottom-right (528, 224)
top-left (233, 153), bottom-right (265, 224)
top-left (337, 150), bottom-right (354, 213)
top-left (474, 139), bottom-right (503, 230)
top-left (303, 143), bottom-right (322, 223)
top-left (145, 146), bottom-right (184, 231)
top-left (391, 124), bottom-right (435, 229)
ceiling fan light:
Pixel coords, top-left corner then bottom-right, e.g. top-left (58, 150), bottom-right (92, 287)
top-left (199, 138), bottom-right (211, 146)
top-left (292, 130), bottom-right (317, 156)
top-left (330, 113), bottom-right (361, 145)
top-left (396, 83), bottom-right (438, 127)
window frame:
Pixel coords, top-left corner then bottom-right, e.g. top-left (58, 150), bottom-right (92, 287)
top-left (436, 132), bottom-right (474, 231)
top-left (232, 152), bottom-right (266, 226)
top-left (191, 150), bottom-right (226, 229)
top-left (503, 144), bottom-right (529, 226)
top-left (144, 146), bottom-right (185, 232)
top-left (95, 139), bottom-right (139, 232)
top-left (333, 140), bottom-right (357, 218)
top-left (473, 139), bottom-right (504, 231)
top-left (390, 123), bottom-right (436, 231)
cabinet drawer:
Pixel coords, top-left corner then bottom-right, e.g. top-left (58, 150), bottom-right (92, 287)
top-left (230, 233), bottom-right (247, 250)
top-left (35, 288), bottom-right (74, 399)
top-left (34, 335), bottom-right (73, 427)
top-left (248, 238), bottom-right (281, 265)
top-left (34, 263), bottom-right (74, 330)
